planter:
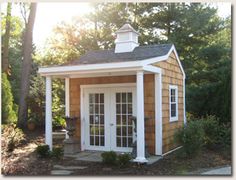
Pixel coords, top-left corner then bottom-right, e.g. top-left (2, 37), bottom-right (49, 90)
top-left (27, 122), bottom-right (36, 131)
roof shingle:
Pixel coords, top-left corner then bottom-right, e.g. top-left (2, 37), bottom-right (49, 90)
top-left (68, 44), bottom-right (173, 65)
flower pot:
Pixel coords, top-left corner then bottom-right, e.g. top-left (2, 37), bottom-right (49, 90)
top-left (27, 122), bottom-right (36, 131)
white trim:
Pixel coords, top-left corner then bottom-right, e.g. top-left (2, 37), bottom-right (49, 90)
top-left (140, 55), bottom-right (169, 66)
top-left (155, 73), bottom-right (162, 155)
top-left (39, 67), bottom-right (144, 77)
top-left (115, 40), bottom-right (139, 45)
top-left (45, 76), bottom-right (52, 150)
top-left (169, 85), bottom-right (178, 122)
top-left (65, 78), bottom-right (70, 139)
top-left (171, 45), bottom-right (186, 79)
top-left (38, 62), bottom-right (144, 76)
top-left (143, 65), bottom-right (162, 74)
top-left (183, 77), bottom-right (186, 125)
top-left (134, 71), bottom-right (148, 163)
top-left (80, 83), bottom-right (136, 89)
top-left (80, 88), bottom-right (85, 151)
top-left (162, 146), bottom-right (182, 156)
top-left (65, 78), bottom-right (70, 116)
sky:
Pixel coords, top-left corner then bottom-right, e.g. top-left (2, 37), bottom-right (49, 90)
top-left (1, 2), bottom-right (231, 50)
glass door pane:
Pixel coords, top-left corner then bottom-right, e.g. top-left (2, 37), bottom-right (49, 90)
top-left (89, 93), bottom-right (105, 146)
top-left (116, 92), bottom-right (133, 147)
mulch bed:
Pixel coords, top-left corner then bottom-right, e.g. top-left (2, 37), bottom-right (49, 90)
top-left (1, 129), bottom-right (231, 176)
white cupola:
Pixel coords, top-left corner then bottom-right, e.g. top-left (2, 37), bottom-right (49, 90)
top-left (114, 23), bottom-right (139, 53)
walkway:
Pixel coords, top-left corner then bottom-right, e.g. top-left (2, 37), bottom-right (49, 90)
top-left (201, 166), bottom-right (231, 175)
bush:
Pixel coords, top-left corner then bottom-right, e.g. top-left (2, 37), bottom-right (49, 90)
top-left (1, 73), bottom-right (17, 124)
top-left (51, 147), bottom-right (63, 159)
top-left (117, 153), bottom-right (131, 168)
top-left (2, 124), bottom-right (25, 151)
top-left (200, 115), bottom-right (231, 150)
top-left (216, 123), bottom-right (231, 149)
top-left (101, 151), bottom-right (117, 165)
top-left (201, 115), bottom-right (219, 148)
top-left (174, 120), bottom-right (204, 156)
top-left (36, 144), bottom-right (50, 158)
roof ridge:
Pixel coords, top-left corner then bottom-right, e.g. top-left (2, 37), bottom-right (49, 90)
top-left (136, 43), bottom-right (173, 48)
top-left (83, 44), bottom-right (173, 54)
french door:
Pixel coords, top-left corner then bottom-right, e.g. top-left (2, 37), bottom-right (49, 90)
top-left (83, 86), bottom-right (136, 152)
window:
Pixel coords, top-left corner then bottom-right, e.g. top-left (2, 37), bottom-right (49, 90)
top-left (169, 85), bottom-right (178, 122)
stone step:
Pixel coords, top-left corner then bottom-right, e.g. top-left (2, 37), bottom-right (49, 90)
top-left (54, 165), bottom-right (87, 170)
top-left (51, 170), bottom-right (73, 175)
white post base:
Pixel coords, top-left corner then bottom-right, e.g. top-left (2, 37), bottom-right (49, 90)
top-left (133, 157), bottom-right (148, 163)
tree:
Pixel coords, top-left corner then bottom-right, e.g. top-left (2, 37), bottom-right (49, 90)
top-left (1, 15), bottom-right (24, 105)
top-left (17, 3), bottom-right (37, 128)
top-left (2, 73), bottom-right (17, 124)
top-left (2, 3), bottom-right (12, 74)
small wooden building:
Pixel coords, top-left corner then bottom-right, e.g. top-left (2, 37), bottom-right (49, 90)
top-left (39, 24), bottom-right (186, 163)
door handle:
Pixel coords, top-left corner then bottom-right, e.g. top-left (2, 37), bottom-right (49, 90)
top-left (110, 123), bottom-right (114, 126)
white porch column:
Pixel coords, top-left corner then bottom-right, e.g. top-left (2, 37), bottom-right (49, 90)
top-left (155, 73), bottom-right (162, 155)
top-left (65, 78), bottom-right (70, 139)
top-left (45, 76), bottom-right (52, 150)
top-left (134, 71), bottom-right (148, 163)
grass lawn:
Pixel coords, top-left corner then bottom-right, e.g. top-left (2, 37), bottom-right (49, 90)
top-left (1, 128), bottom-right (231, 176)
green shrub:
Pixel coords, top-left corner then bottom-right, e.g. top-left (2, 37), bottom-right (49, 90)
top-left (201, 115), bottom-right (219, 148)
top-left (101, 151), bottom-right (117, 165)
top-left (174, 120), bottom-right (204, 156)
top-left (216, 123), bottom-right (231, 148)
top-left (200, 115), bottom-right (231, 150)
top-left (36, 144), bottom-right (50, 158)
top-left (117, 153), bottom-right (131, 168)
top-left (1, 73), bottom-right (17, 124)
top-left (2, 124), bottom-right (25, 151)
top-left (51, 147), bottom-right (63, 159)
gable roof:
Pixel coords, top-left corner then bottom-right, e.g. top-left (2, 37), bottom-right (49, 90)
top-left (38, 44), bottom-right (185, 79)
top-left (67, 44), bottom-right (173, 66)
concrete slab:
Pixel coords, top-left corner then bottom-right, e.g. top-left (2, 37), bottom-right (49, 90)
top-left (146, 156), bottom-right (162, 165)
top-left (131, 155), bottom-right (162, 164)
top-left (54, 165), bottom-right (87, 170)
top-left (51, 170), bottom-right (73, 175)
top-left (74, 151), bottom-right (103, 162)
top-left (201, 166), bottom-right (231, 175)
top-left (66, 150), bottom-right (162, 164)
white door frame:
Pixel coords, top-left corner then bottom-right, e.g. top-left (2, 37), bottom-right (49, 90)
top-left (80, 83), bottom-right (136, 152)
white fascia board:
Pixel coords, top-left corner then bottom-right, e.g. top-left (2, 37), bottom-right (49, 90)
top-left (170, 45), bottom-right (186, 79)
top-left (143, 65), bottom-right (162, 74)
top-left (140, 55), bottom-right (169, 66)
top-left (38, 61), bottom-right (144, 76)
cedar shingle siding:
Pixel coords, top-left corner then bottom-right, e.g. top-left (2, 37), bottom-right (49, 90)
top-left (153, 51), bottom-right (184, 153)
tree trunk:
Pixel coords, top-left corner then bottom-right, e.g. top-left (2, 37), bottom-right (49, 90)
top-left (18, 3), bottom-right (37, 128)
top-left (2, 3), bottom-right (12, 74)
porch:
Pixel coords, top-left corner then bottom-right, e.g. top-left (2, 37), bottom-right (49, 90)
top-left (39, 63), bottom-right (163, 163)
top-left (65, 150), bottom-right (162, 165)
